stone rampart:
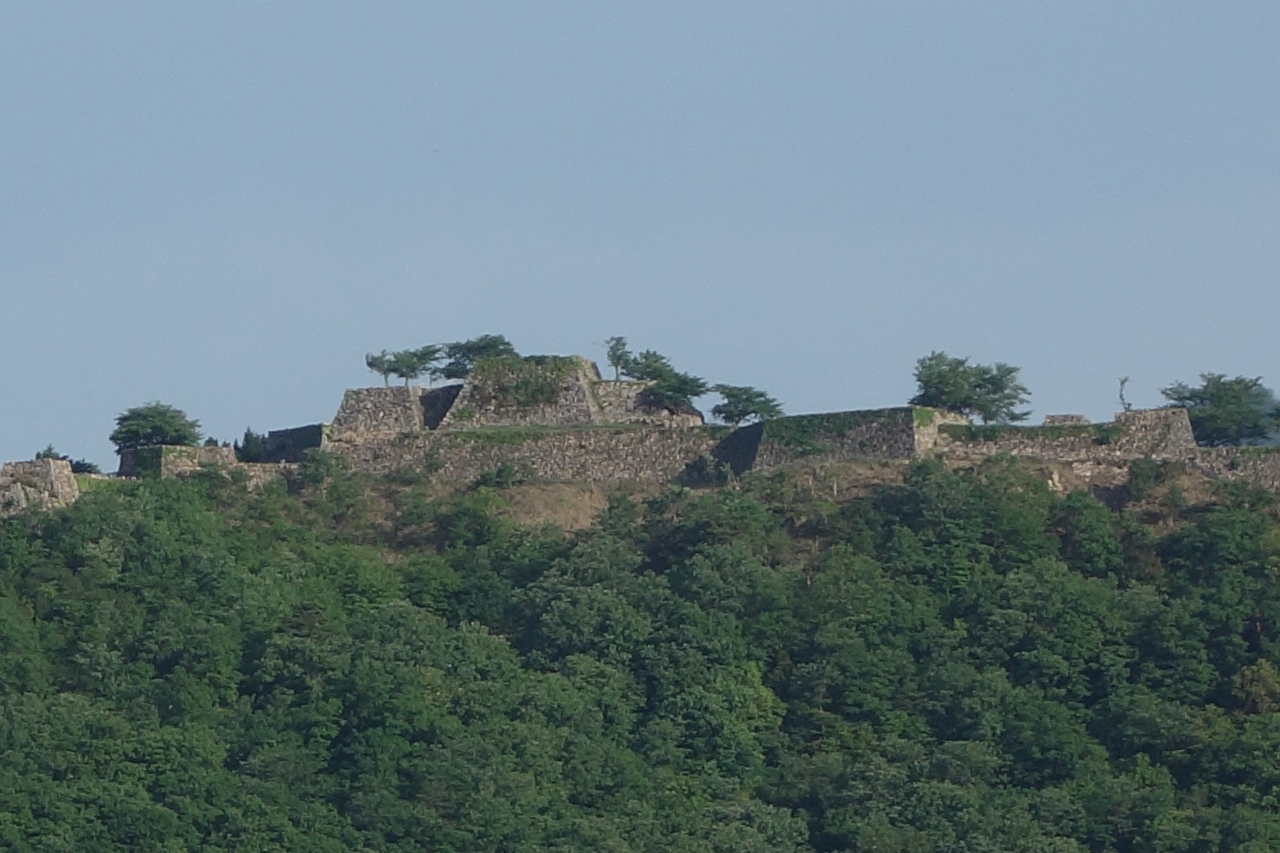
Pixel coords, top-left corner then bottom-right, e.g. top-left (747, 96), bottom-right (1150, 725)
top-left (591, 380), bottom-right (705, 427)
top-left (330, 387), bottom-right (424, 439)
top-left (329, 425), bottom-right (726, 484)
top-left (931, 408), bottom-right (1197, 463)
top-left (117, 445), bottom-right (287, 487)
top-left (1, 458), bottom-right (79, 517)
top-left (1191, 448), bottom-right (1280, 490)
top-left (438, 357), bottom-right (599, 429)
top-left (264, 424), bottom-right (327, 462)
top-left (713, 408), bottom-right (924, 474)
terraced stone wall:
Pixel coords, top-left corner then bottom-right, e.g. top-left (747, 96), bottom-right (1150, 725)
top-left (933, 408), bottom-right (1197, 463)
top-left (329, 425), bottom-right (726, 484)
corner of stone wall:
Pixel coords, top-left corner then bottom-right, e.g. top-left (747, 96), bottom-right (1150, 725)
top-left (911, 407), bottom-right (971, 457)
top-left (330, 387), bottom-right (426, 439)
top-left (0, 458), bottom-right (80, 517)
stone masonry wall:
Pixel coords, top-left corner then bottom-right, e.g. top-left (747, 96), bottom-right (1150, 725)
top-left (1191, 448), bottom-right (1280, 490)
top-left (438, 357), bottom-right (599, 429)
top-left (591, 380), bottom-right (705, 428)
top-left (329, 426), bottom-right (725, 484)
top-left (930, 408), bottom-right (1197, 464)
top-left (0, 458), bottom-right (79, 517)
top-left (329, 387), bottom-right (424, 439)
top-left (712, 408), bottom-right (923, 475)
top-left (264, 424), bottom-right (327, 462)
top-left (117, 445), bottom-right (287, 488)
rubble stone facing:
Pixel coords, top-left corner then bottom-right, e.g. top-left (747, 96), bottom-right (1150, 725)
top-left (329, 426), bottom-right (725, 483)
top-left (438, 357), bottom-right (598, 429)
top-left (116, 445), bottom-right (289, 488)
top-left (0, 458), bottom-right (80, 517)
top-left (931, 408), bottom-right (1197, 463)
top-left (329, 387), bottom-right (424, 439)
top-left (1191, 448), bottom-right (1280, 490)
top-left (591, 380), bottom-right (705, 428)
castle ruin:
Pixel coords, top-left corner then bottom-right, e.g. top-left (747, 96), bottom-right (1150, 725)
top-left (8, 353), bottom-right (1280, 518)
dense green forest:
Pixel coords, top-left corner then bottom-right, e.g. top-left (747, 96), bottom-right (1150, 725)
top-left (5, 458), bottom-right (1280, 851)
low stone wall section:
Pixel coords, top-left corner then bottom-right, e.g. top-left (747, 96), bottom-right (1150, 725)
top-left (0, 458), bottom-right (79, 517)
top-left (117, 445), bottom-right (288, 488)
top-left (1191, 448), bottom-right (1280, 490)
top-left (931, 409), bottom-right (1197, 463)
top-left (330, 426), bottom-right (725, 483)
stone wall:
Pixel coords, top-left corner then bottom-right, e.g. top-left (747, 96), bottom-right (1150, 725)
top-left (592, 380), bottom-right (705, 427)
top-left (264, 424), bottom-right (327, 462)
top-left (1192, 448), bottom-right (1280, 490)
top-left (0, 458), bottom-right (79, 517)
top-left (438, 357), bottom-right (599, 429)
top-left (329, 387), bottom-right (424, 439)
top-left (117, 445), bottom-right (287, 487)
top-left (930, 408), bottom-right (1197, 463)
top-left (713, 408), bottom-right (924, 474)
top-left (329, 425), bottom-right (726, 484)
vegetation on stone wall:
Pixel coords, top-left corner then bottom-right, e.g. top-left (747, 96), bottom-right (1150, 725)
top-left (762, 409), bottom-right (909, 456)
top-left (941, 421), bottom-right (1124, 445)
top-left (465, 355), bottom-right (580, 409)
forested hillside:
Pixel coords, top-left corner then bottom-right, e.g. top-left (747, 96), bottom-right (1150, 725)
top-left (5, 459), bottom-right (1280, 851)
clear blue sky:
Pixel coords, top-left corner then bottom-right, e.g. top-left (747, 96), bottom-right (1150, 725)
top-left (3, 3), bottom-right (1279, 467)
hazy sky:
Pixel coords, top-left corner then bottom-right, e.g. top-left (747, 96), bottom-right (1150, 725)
top-left (3, 3), bottom-right (1279, 467)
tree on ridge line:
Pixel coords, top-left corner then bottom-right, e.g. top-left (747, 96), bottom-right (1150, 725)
top-left (909, 351), bottom-right (1030, 423)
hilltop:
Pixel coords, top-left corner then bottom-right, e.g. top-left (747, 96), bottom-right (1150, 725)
top-left (7, 350), bottom-right (1280, 522)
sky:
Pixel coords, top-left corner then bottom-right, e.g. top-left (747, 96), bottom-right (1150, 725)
top-left (2, 2), bottom-right (1279, 468)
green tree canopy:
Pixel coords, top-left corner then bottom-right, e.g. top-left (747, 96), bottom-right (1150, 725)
top-left (1161, 373), bottom-right (1280, 446)
top-left (365, 350), bottom-right (395, 386)
top-left (108, 402), bottom-right (201, 452)
top-left (440, 334), bottom-right (520, 380)
top-left (613, 346), bottom-right (708, 411)
top-left (604, 336), bottom-right (631, 380)
top-left (711, 384), bottom-right (783, 426)
top-left (909, 351), bottom-right (1030, 423)
top-left (234, 428), bottom-right (267, 463)
top-left (391, 345), bottom-right (444, 386)
top-left (367, 346), bottom-right (445, 386)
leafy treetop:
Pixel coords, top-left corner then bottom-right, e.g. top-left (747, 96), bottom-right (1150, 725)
top-left (366, 346), bottom-right (445, 387)
top-left (1161, 373), bottom-right (1280, 446)
top-left (607, 338), bottom-right (709, 411)
top-left (711, 384), bottom-right (783, 426)
top-left (440, 334), bottom-right (519, 380)
top-left (109, 402), bottom-right (202, 451)
top-left (909, 351), bottom-right (1030, 423)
